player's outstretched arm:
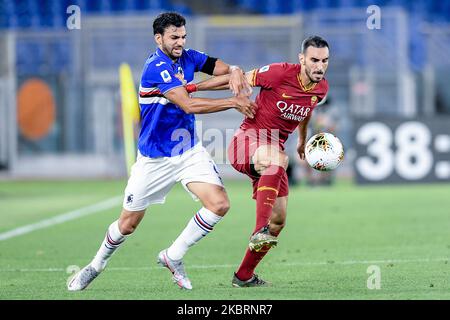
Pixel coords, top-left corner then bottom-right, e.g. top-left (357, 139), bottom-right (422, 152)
top-left (192, 74), bottom-right (231, 92)
top-left (189, 70), bottom-right (257, 93)
top-left (164, 86), bottom-right (256, 118)
top-left (212, 60), bottom-right (252, 96)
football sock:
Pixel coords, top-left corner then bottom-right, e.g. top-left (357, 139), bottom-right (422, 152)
top-left (167, 207), bottom-right (222, 261)
top-left (91, 220), bottom-right (126, 272)
top-left (254, 165), bottom-right (284, 234)
top-left (236, 229), bottom-right (282, 281)
top-left (236, 165), bottom-right (284, 282)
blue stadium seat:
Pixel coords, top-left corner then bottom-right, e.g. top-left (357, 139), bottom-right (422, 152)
top-left (50, 40), bottom-right (71, 72)
top-left (35, 0), bottom-right (53, 28)
top-left (16, 40), bottom-right (42, 75)
top-left (409, 13), bottom-right (426, 71)
top-left (84, 0), bottom-right (102, 13)
top-left (327, 0), bottom-right (341, 9)
top-left (316, 0), bottom-right (331, 10)
top-left (2, 0), bottom-right (449, 30)
top-left (443, 0), bottom-right (450, 21)
top-left (263, 0), bottom-right (283, 14)
top-left (292, 0), bottom-right (316, 12)
top-left (336, 0), bottom-right (357, 9)
top-left (134, 0), bottom-right (150, 10)
top-left (0, 0), bottom-right (177, 29)
top-left (149, 0), bottom-right (169, 10)
top-left (14, 0), bottom-right (32, 28)
top-left (0, 0), bottom-right (12, 28)
top-left (170, 3), bottom-right (193, 16)
top-left (237, 0), bottom-right (260, 13)
top-left (110, 0), bottom-right (127, 12)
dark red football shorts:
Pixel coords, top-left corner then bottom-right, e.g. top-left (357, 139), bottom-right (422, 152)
top-left (227, 129), bottom-right (289, 199)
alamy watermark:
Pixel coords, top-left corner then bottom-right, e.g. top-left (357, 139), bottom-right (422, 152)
top-left (366, 5), bottom-right (381, 30)
top-left (366, 265), bottom-right (381, 289)
top-left (67, 5), bottom-right (81, 30)
top-left (170, 121), bottom-right (285, 174)
top-left (66, 265), bottom-right (80, 286)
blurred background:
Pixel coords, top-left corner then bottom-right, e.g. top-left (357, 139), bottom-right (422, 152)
top-left (0, 0), bottom-right (449, 185)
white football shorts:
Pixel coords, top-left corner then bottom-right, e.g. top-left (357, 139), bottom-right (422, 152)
top-left (122, 143), bottom-right (224, 211)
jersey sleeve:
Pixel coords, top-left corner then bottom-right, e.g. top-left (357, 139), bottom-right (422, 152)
top-left (141, 63), bottom-right (184, 94)
top-left (251, 63), bottom-right (286, 89)
top-left (185, 49), bottom-right (209, 73)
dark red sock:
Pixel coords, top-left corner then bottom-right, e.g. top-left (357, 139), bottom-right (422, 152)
top-left (235, 248), bottom-right (269, 281)
top-left (236, 165), bottom-right (284, 281)
top-left (253, 165), bottom-right (284, 234)
top-left (236, 225), bottom-right (280, 281)
top-left (235, 229), bottom-right (281, 281)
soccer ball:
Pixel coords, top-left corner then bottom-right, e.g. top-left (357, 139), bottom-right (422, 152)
top-left (305, 132), bottom-right (344, 171)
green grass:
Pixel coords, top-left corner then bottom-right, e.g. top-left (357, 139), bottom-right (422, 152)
top-left (0, 179), bottom-right (449, 300)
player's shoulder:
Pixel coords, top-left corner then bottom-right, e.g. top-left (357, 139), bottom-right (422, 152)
top-left (283, 62), bottom-right (300, 71)
top-left (281, 63), bottom-right (302, 77)
top-left (183, 48), bottom-right (204, 57)
top-left (145, 54), bottom-right (170, 70)
top-left (142, 54), bottom-right (172, 83)
top-left (254, 62), bottom-right (294, 78)
top-left (181, 48), bottom-right (209, 67)
top-left (257, 62), bottom-right (292, 72)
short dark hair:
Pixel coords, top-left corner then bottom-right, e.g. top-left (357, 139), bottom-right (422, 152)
top-left (301, 36), bottom-right (329, 53)
top-left (153, 12), bottom-right (186, 35)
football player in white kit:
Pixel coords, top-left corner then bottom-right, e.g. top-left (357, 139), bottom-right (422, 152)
top-left (68, 12), bottom-right (255, 291)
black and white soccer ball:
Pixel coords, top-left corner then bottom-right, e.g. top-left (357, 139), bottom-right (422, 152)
top-left (305, 132), bottom-right (344, 171)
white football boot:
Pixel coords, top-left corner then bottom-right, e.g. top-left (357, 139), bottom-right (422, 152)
top-left (67, 264), bottom-right (100, 291)
top-left (157, 249), bottom-right (192, 290)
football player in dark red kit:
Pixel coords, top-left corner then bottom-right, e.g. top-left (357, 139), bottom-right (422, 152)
top-left (186, 36), bottom-right (330, 287)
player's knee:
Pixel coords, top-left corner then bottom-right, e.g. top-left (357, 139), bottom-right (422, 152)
top-left (118, 218), bottom-right (139, 235)
top-left (207, 198), bottom-right (230, 216)
top-left (118, 209), bottom-right (145, 235)
top-left (256, 152), bottom-right (288, 172)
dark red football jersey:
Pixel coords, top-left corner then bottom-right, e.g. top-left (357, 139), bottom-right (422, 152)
top-left (240, 62), bottom-right (329, 147)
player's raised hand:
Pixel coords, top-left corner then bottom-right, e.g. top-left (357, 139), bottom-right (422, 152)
top-left (229, 66), bottom-right (252, 97)
top-left (232, 96), bottom-right (257, 119)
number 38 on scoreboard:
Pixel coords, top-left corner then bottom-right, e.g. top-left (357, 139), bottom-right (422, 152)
top-left (354, 118), bottom-right (450, 184)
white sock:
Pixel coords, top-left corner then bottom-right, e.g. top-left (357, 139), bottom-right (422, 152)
top-left (90, 220), bottom-right (127, 272)
top-left (167, 207), bottom-right (223, 261)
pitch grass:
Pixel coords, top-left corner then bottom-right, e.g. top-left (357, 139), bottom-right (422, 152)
top-left (0, 179), bottom-right (449, 300)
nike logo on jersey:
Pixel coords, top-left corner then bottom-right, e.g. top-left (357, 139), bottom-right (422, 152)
top-left (282, 93), bottom-right (294, 99)
top-left (156, 61), bottom-right (166, 67)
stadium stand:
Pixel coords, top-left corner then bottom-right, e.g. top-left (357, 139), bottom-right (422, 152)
top-left (1, 0), bottom-right (449, 29)
top-left (0, 0), bottom-right (448, 72)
